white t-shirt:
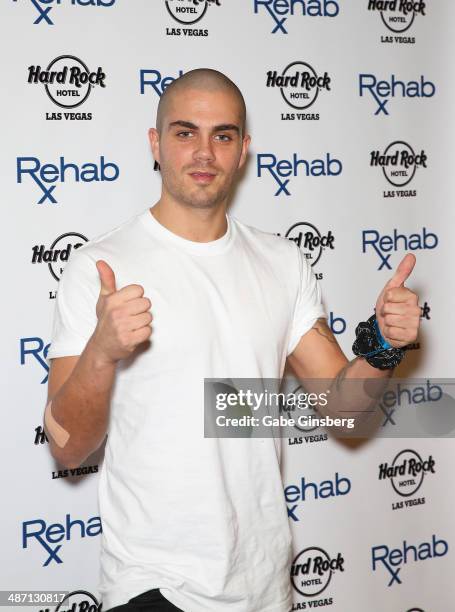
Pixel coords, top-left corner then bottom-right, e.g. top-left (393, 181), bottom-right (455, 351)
top-left (47, 207), bottom-right (327, 612)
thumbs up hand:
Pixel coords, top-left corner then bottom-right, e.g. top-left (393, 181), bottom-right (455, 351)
top-left (374, 253), bottom-right (421, 348)
top-left (92, 260), bottom-right (153, 364)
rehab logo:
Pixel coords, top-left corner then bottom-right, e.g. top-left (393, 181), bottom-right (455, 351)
top-left (362, 227), bottom-right (438, 270)
top-left (21, 336), bottom-right (53, 385)
top-left (285, 472), bottom-right (351, 522)
top-left (371, 141), bottom-right (427, 198)
top-left (257, 153), bottom-right (342, 196)
top-left (22, 513), bottom-right (102, 566)
top-left (165, 0), bottom-right (221, 37)
top-left (359, 74), bottom-right (435, 115)
top-left (267, 61), bottom-right (331, 121)
top-left (372, 534), bottom-right (448, 586)
top-left (17, 155), bottom-right (120, 205)
top-left (32, 232), bottom-right (89, 282)
top-left (12, 0), bottom-right (116, 26)
top-left (377, 380), bottom-right (443, 429)
top-left (28, 55), bottom-right (106, 120)
top-left (378, 448), bottom-right (435, 510)
top-left (291, 546), bottom-right (344, 607)
top-left (368, 0), bottom-right (426, 43)
top-left (253, 0), bottom-right (339, 34)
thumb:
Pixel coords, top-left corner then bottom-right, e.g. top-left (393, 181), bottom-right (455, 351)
top-left (96, 260), bottom-right (117, 296)
top-left (385, 253), bottom-right (416, 289)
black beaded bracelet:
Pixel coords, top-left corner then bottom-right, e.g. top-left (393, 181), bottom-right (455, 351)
top-left (352, 314), bottom-right (405, 370)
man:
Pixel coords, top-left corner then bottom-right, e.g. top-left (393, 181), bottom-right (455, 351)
top-left (44, 69), bottom-right (420, 611)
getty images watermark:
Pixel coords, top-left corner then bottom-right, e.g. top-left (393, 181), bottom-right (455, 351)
top-left (213, 386), bottom-right (350, 429)
top-left (204, 378), bottom-right (455, 439)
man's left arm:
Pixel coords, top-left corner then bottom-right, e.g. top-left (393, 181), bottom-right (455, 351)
top-left (287, 253), bottom-right (421, 418)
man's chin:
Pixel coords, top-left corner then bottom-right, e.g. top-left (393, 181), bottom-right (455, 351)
top-left (183, 198), bottom-right (221, 210)
top-left (181, 190), bottom-right (226, 209)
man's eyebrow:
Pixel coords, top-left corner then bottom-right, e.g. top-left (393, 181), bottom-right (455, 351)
top-left (213, 124), bottom-right (240, 133)
top-left (168, 120), bottom-right (240, 134)
top-left (168, 120), bottom-right (198, 130)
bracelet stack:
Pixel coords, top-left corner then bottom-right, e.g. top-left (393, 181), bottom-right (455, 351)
top-left (352, 314), bottom-right (405, 370)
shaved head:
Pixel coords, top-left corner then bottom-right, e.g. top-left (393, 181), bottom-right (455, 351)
top-left (156, 68), bottom-right (246, 136)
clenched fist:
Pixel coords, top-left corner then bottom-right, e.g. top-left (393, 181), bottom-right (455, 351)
top-left (91, 259), bottom-right (153, 364)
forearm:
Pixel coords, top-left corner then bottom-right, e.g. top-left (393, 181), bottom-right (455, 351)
top-left (320, 356), bottom-right (393, 429)
top-left (287, 317), bottom-right (396, 432)
top-left (45, 336), bottom-right (117, 468)
top-left (335, 354), bottom-right (393, 383)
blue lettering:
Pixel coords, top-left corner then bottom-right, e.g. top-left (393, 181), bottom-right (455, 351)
top-left (254, 0), bottom-right (339, 34)
top-left (329, 311), bottom-right (346, 334)
top-left (20, 337), bottom-right (49, 384)
top-left (21, 514), bottom-right (102, 566)
top-left (362, 228), bottom-right (438, 270)
top-left (140, 69), bottom-right (184, 95)
top-left (17, 156), bottom-right (119, 204)
top-left (372, 535), bottom-right (448, 587)
top-left (359, 73), bottom-right (436, 115)
top-left (257, 153), bottom-right (342, 195)
top-left (14, 0), bottom-right (117, 26)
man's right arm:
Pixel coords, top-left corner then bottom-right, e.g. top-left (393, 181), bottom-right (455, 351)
top-left (45, 258), bottom-right (153, 469)
top-left (45, 337), bottom-right (117, 469)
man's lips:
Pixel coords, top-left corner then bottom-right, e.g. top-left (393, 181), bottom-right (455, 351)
top-left (188, 171), bottom-right (217, 183)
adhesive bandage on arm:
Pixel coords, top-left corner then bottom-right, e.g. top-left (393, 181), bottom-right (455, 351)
top-left (44, 399), bottom-right (70, 449)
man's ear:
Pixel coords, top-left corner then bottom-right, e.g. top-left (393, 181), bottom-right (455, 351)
top-left (238, 133), bottom-right (251, 170)
top-left (148, 127), bottom-right (161, 169)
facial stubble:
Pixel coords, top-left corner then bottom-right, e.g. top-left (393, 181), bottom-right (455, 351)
top-left (160, 162), bottom-right (234, 210)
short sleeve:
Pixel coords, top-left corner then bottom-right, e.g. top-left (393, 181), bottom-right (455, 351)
top-left (46, 250), bottom-right (99, 360)
top-left (286, 244), bottom-right (327, 356)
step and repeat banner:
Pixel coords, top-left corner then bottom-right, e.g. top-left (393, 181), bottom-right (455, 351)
top-left (2, 1), bottom-right (454, 611)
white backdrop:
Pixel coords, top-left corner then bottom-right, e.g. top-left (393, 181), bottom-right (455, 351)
top-left (2, 1), bottom-right (454, 611)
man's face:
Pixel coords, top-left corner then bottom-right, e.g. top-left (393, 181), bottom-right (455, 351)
top-left (149, 88), bottom-right (250, 210)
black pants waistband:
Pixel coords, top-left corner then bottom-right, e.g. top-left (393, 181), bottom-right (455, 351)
top-left (104, 588), bottom-right (184, 612)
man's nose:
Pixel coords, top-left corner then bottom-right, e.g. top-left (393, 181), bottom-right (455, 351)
top-left (193, 135), bottom-right (215, 162)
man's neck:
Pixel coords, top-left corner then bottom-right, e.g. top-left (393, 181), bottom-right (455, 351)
top-left (149, 200), bottom-right (228, 243)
